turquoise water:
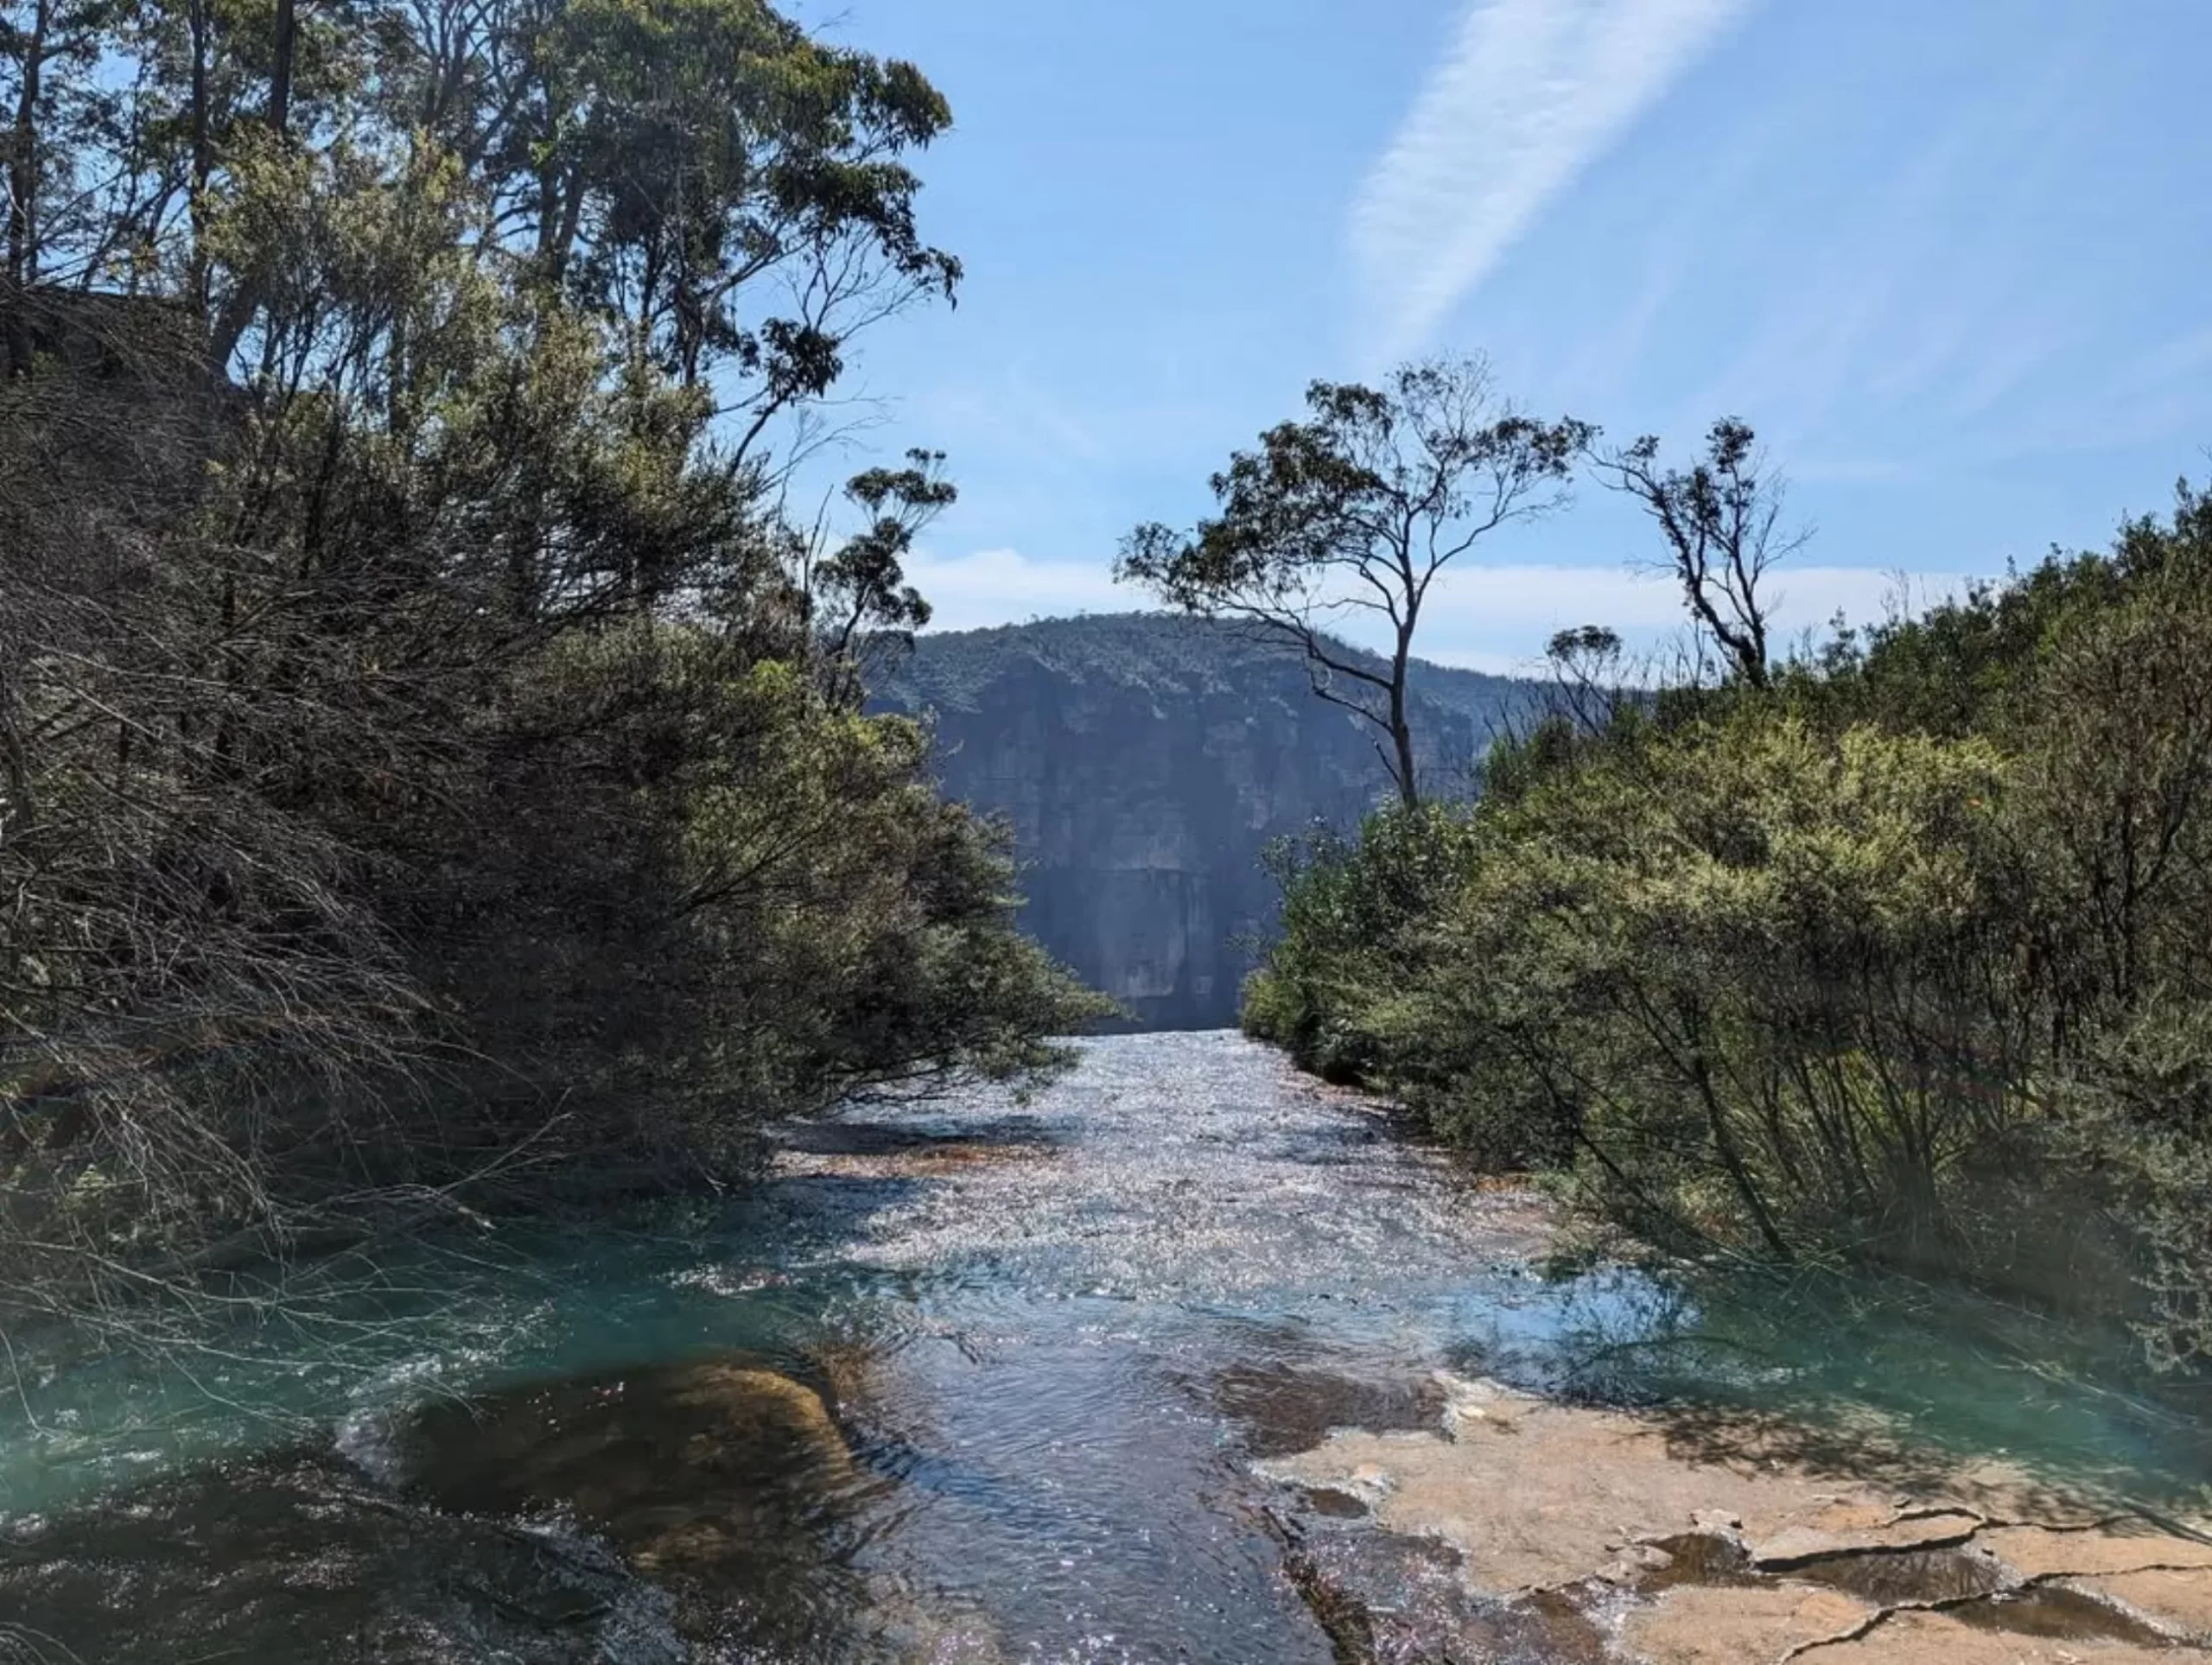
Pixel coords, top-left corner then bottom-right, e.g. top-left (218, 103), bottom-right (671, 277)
top-left (2, 1031), bottom-right (2206, 1661)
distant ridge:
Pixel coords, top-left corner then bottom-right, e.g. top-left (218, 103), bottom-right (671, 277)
top-left (888, 610), bottom-right (1522, 710)
top-left (874, 613), bottom-right (1542, 1029)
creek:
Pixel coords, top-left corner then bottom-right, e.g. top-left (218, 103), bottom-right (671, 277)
top-left (2, 1032), bottom-right (2207, 1662)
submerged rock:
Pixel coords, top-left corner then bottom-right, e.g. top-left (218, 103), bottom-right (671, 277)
top-left (387, 1350), bottom-right (1008, 1661)
top-left (1207, 1359), bottom-right (1450, 1458)
top-left (398, 1351), bottom-right (863, 1577)
top-left (0, 1350), bottom-right (994, 1664)
top-left (0, 1447), bottom-right (688, 1664)
top-left (389, 1350), bottom-right (943, 1655)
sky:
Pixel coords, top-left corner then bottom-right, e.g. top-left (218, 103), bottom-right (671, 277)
top-left (786, 0), bottom-right (2212, 675)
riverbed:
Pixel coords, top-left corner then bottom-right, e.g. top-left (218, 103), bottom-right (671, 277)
top-left (3, 1032), bottom-right (2209, 1661)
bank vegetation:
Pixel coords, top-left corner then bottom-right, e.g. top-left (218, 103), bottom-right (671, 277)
top-left (1243, 429), bottom-right (2212, 1374)
top-left (0, 0), bottom-right (1102, 1348)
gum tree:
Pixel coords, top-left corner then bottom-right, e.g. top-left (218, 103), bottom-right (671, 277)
top-left (1117, 356), bottom-right (1591, 807)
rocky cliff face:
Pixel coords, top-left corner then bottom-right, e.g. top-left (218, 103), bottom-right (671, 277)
top-left (874, 614), bottom-right (1529, 1030)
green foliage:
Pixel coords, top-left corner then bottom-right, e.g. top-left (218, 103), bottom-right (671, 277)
top-left (1248, 484), bottom-right (2212, 1370)
top-left (1119, 357), bottom-right (1590, 807)
top-left (1243, 805), bottom-right (1482, 1084)
top-left (0, 0), bottom-right (1100, 1336)
top-left (418, 630), bottom-right (1104, 1167)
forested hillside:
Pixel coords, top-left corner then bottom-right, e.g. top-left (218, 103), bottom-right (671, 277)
top-left (877, 614), bottom-right (1533, 1027)
top-left (0, 0), bottom-right (1101, 1340)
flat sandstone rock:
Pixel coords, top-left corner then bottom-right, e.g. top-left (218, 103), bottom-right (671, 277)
top-left (2082, 1567), bottom-right (2212, 1643)
top-left (1980, 1523), bottom-right (2212, 1581)
top-left (1262, 1375), bottom-right (2212, 1662)
top-left (1263, 1376), bottom-right (2026, 1596)
top-left (1622, 1583), bottom-right (1875, 1664)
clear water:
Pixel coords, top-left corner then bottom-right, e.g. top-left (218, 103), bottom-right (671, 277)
top-left (1, 1032), bottom-right (2207, 1662)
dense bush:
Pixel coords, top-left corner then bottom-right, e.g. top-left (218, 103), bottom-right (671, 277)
top-left (1247, 486), bottom-right (2212, 1369)
top-left (0, 0), bottom-right (1103, 1339)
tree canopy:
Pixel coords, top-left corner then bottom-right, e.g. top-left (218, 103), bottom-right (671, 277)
top-left (0, 0), bottom-right (1103, 1350)
top-left (1117, 357), bottom-right (1591, 806)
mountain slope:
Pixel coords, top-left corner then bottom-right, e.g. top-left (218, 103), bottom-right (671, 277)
top-left (874, 613), bottom-right (1536, 1028)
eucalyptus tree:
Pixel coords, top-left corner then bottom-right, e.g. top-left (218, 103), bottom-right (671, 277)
top-left (1591, 417), bottom-right (1804, 691)
top-left (1118, 357), bottom-right (1591, 807)
top-left (803, 448), bottom-right (955, 706)
top-left (3, 0), bottom-right (957, 442)
top-left (0, 0), bottom-right (1105, 1349)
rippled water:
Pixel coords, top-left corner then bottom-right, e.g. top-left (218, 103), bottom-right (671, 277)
top-left (3, 1032), bottom-right (2209, 1662)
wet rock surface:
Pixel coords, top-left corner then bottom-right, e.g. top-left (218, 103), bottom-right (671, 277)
top-left (390, 1352), bottom-right (891, 1656)
top-left (1206, 1360), bottom-right (1452, 1458)
top-left (1262, 1373), bottom-right (2212, 1662)
top-left (1278, 1521), bottom-right (1614, 1664)
top-left (0, 1355), bottom-right (1003, 1665)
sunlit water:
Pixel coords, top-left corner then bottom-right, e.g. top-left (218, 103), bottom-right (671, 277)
top-left (2, 1032), bottom-right (2208, 1662)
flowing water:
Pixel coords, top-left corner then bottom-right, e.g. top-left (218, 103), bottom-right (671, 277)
top-left (1, 1032), bottom-right (2209, 1662)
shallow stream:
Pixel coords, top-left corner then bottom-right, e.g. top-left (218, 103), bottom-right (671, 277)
top-left (2, 1032), bottom-right (2208, 1662)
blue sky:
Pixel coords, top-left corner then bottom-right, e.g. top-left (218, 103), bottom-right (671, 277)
top-left (791, 0), bottom-right (2212, 674)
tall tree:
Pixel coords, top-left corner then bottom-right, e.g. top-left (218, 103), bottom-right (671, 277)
top-left (0, 0), bottom-right (1103, 1350)
top-left (804, 447), bottom-right (952, 706)
top-left (1, 0), bottom-right (120, 367)
top-left (1117, 356), bottom-right (1590, 807)
top-left (1591, 417), bottom-right (1803, 690)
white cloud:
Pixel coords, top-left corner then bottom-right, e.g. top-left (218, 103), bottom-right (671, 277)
top-left (907, 548), bottom-right (1128, 633)
top-left (1421, 560), bottom-right (1971, 635)
top-left (1351, 0), bottom-right (1757, 361)
top-left (907, 547), bottom-right (1980, 664)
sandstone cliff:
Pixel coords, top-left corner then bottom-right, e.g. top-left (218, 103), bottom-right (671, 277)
top-left (874, 614), bottom-right (1530, 1029)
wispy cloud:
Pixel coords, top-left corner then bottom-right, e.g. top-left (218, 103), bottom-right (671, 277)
top-left (1351, 0), bottom-right (1757, 361)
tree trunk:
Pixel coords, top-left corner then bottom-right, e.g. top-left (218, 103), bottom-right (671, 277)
top-left (269, 0), bottom-right (298, 138)
top-left (207, 0), bottom-right (302, 368)
top-left (186, 0), bottom-right (213, 314)
top-left (1389, 624), bottom-right (1419, 809)
top-left (3, 0), bottom-right (48, 378)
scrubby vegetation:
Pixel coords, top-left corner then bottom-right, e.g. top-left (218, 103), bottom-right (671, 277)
top-left (1246, 481), bottom-right (2212, 1372)
top-left (0, 0), bottom-right (1103, 1343)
